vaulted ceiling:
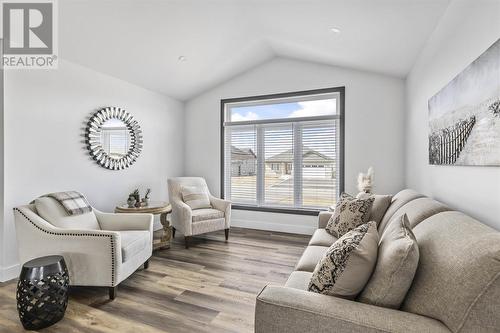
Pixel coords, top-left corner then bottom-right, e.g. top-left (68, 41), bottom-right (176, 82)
top-left (59, 0), bottom-right (450, 100)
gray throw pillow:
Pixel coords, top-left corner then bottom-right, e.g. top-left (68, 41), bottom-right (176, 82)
top-left (326, 193), bottom-right (374, 237)
top-left (358, 214), bottom-right (419, 309)
top-left (308, 221), bottom-right (379, 299)
top-left (356, 192), bottom-right (393, 225)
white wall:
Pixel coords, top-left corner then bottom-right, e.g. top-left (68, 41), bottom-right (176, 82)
top-left (185, 57), bottom-right (405, 234)
top-left (405, 0), bottom-right (500, 230)
top-left (1, 60), bottom-right (184, 280)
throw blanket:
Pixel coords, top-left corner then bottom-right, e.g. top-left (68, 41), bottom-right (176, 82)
top-left (36, 191), bottom-right (92, 215)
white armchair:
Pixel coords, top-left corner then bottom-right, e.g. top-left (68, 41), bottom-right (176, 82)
top-left (167, 177), bottom-right (231, 248)
top-left (13, 197), bottom-right (153, 299)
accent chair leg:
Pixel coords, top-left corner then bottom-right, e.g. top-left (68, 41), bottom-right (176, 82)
top-left (185, 236), bottom-right (191, 249)
top-left (144, 259), bottom-right (149, 270)
top-left (109, 286), bottom-right (117, 300)
top-left (225, 228), bottom-right (229, 241)
top-left (172, 227), bottom-right (176, 239)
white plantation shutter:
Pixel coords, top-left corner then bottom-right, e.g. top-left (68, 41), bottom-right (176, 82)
top-left (222, 90), bottom-right (343, 211)
top-left (224, 125), bottom-right (257, 205)
top-left (300, 120), bottom-right (338, 208)
top-left (224, 119), bottom-right (339, 210)
top-left (263, 123), bottom-right (294, 207)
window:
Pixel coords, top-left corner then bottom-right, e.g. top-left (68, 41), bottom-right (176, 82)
top-left (221, 87), bottom-right (344, 214)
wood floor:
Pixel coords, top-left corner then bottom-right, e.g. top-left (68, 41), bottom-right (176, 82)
top-left (0, 227), bottom-right (309, 333)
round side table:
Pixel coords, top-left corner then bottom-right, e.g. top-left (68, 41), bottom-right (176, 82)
top-left (115, 201), bottom-right (172, 250)
top-left (17, 255), bottom-right (69, 330)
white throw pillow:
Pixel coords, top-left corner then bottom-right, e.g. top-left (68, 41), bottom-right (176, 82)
top-left (181, 186), bottom-right (211, 210)
top-left (308, 221), bottom-right (379, 299)
top-left (35, 197), bottom-right (100, 230)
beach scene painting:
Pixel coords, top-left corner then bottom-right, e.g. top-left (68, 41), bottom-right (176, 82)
top-left (428, 38), bottom-right (500, 166)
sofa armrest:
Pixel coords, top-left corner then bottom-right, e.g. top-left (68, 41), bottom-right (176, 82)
top-left (255, 286), bottom-right (451, 333)
top-left (318, 211), bottom-right (333, 229)
top-left (94, 209), bottom-right (154, 232)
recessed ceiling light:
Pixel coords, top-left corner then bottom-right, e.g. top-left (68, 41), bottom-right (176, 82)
top-left (329, 27), bottom-right (341, 34)
top-left (178, 55), bottom-right (186, 62)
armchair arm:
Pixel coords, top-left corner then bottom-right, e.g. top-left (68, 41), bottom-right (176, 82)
top-left (318, 211), bottom-right (333, 229)
top-left (94, 209), bottom-right (153, 232)
top-left (14, 207), bottom-right (122, 287)
top-left (210, 195), bottom-right (231, 228)
top-left (170, 200), bottom-right (193, 235)
top-left (255, 286), bottom-right (451, 333)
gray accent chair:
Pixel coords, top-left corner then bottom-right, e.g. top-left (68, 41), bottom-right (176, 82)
top-left (167, 177), bottom-right (231, 248)
top-left (255, 189), bottom-right (500, 333)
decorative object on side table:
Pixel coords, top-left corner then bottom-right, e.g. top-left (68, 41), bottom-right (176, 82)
top-left (130, 189), bottom-right (141, 207)
top-left (127, 195), bottom-right (136, 208)
top-left (16, 255), bottom-right (69, 330)
top-left (115, 201), bottom-right (172, 250)
top-left (144, 188), bottom-right (151, 206)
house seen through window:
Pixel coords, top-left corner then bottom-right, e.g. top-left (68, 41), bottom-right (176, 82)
top-left (221, 88), bottom-right (344, 213)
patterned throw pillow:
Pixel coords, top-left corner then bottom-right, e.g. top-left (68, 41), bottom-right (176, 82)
top-left (358, 214), bottom-right (419, 308)
top-left (326, 193), bottom-right (374, 237)
top-left (308, 221), bottom-right (379, 299)
top-left (181, 186), bottom-right (212, 209)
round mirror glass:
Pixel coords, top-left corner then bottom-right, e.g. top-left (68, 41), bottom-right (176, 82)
top-left (100, 118), bottom-right (131, 159)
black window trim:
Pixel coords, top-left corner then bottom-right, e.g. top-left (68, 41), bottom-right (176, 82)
top-left (220, 86), bottom-right (345, 216)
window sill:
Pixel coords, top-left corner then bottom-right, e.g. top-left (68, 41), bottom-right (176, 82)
top-left (232, 204), bottom-right (322, 216)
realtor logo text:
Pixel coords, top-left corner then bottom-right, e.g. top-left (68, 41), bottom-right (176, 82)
top-left (1, 0), bottom-right (58, 69)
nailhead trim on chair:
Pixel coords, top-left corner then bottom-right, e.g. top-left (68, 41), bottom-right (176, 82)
top-left (13, 207), bottom-right (116, 286)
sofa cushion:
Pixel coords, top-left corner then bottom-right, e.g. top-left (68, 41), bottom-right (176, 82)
top-left (358, 214), bottom-right (419, 309)
top-left (181, 185), bottom-right (211, 209)
top-left (285, 271), bottom-right (313, 290)
top-left (308, 222), bottom-right (379, 299)
top-left (326, 193), bottom-right (374, 238)
top-left (295, 246), bottom-right (330, 272)
top-left (378, 189), bottom-right (425, 233)
top-left (309, 229), bottom-right (338, 247)
top-left (119, 230), bottom-right (149, 262)
top-left (402, 211), bottom-right (500, 332)
top-left (35, 197), bottom-right (100, 230)
top-left (191, 208), bottom-right (224, 222)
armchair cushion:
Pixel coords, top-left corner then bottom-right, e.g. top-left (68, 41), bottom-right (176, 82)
top-left (118, 230), bottom-right (150, 262)
top-left (35, 197), bottom-right (100, 230)
top-left (192, 208), bottom-right (224, 222)
top-left (181, 185), bottom-right (211, 209)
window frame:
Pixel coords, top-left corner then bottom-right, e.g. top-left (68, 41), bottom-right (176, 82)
top-left (220, 86), bottom-right (345, 216)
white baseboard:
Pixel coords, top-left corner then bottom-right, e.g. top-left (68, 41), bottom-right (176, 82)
top-left (232, 218), bottom-right (315, 235)
top-left (0, 263), bottom-right (20, 282)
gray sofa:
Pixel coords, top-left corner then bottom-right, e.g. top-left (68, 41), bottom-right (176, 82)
top-left (255, 189), bottom-right (500, 333)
